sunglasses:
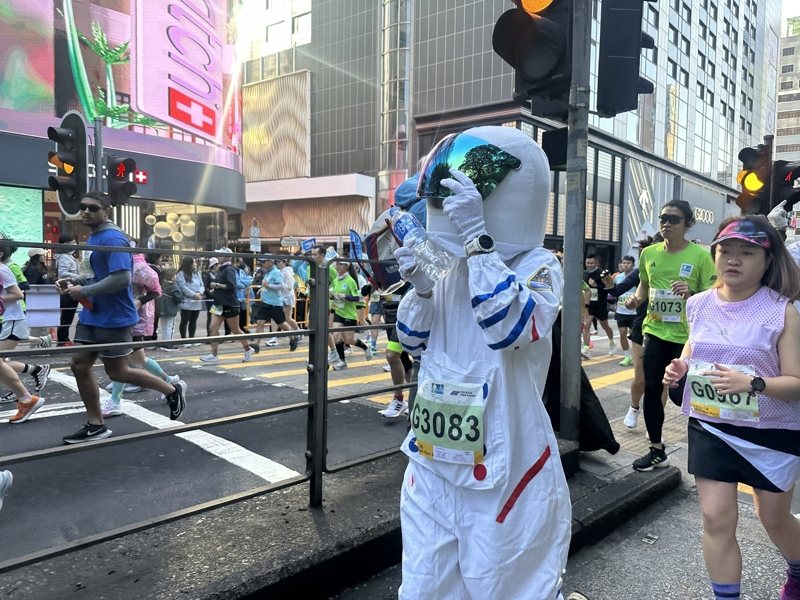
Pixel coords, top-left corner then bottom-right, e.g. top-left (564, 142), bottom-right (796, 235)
top-left (79, 203), bottom-right (103, 213)
top-left (658, 214), bottom-right (684, 225)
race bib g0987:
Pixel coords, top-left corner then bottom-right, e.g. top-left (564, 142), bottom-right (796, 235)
top-left (688, 360), bottom-right (759, 422)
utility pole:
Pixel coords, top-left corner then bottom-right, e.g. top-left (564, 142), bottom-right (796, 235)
top-left (94, 117), bottom-right (104, 193)
top-left (559, 0), bottom-right (590, 442)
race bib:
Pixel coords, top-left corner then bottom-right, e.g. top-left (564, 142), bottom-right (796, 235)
top-left (688, 360), bottom-right (759, 422)
top-left (210, 305), bottom-right (223, 316)
top-left (411, 379), bottom-right (486, 465)
top-left (649, 288), bottom-right (685, 322)
top-left (589, 288), bottom-right (599, 302)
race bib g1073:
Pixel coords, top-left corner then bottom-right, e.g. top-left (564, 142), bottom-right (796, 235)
top-left (649, 288), bottom-right (685, 323)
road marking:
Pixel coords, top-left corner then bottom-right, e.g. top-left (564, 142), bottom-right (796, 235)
top-left (591, 369), bottom-right (635, 390)
top-left (738, 483), bottom-right (754, 496)
top-left (47, 372), bottom-right (300, 483)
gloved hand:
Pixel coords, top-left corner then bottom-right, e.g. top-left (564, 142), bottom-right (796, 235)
top-left (768, 200), bottom-right (788, 230)
top-left (440, 169), bottom-right (486, 244)
top-left (394, 241), bottom-right (435, 295)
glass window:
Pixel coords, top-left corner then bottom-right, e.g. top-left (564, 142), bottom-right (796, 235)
top-left (681, 36), bottom-right (690, 55)
top-left (680, 68), bottom-right (689, 86)
top-left (782, 64), bottom-right (795, 74)
top-left (781, 81), bottom-right (795, 90)
top-left (783, 47), bottom-right (796, 56)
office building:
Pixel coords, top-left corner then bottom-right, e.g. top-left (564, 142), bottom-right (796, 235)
top-left (776, 16), bottom-right (800, 161)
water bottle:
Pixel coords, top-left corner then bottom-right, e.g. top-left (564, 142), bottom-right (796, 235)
top-left (389, 207), bottom-right (455, 282)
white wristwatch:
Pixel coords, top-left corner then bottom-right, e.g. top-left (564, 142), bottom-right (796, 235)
top-left (465, 234), bottom-right (495, 257)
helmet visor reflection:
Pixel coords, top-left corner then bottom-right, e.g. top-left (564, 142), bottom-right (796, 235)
top-left (416, 133), bottom-right (522, 208)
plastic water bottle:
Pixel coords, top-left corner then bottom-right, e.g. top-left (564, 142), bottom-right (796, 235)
top-left (389, 207), bottom-right (455, 282)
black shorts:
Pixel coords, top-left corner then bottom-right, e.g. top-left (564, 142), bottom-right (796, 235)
top-left (687, 418), bottom-right (800, 493)
top-left (628, 318), bottom-right (644, 345)
top-left (615, 313), bottom-right (636, 328)
top-left (74, 323), bottom-right (134, 358)
top-left (256, 303), bottom-right (286, 324)
top-left (332, 313), bottom-right (357, 327)
top-left (587, 302), bottom-right (609, 321)
top-left (210, 305), bottom-right (240, 319)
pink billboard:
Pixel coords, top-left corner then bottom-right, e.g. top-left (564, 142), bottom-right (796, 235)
top-left (0, 0), bottom-right (242, 167)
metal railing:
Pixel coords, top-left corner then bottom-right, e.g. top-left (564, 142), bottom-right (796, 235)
top-left (0, 242), bottom-right (411, 572)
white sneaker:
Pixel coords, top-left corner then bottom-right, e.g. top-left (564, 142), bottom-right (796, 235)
top-left (166, 374), bottom-right (180, 385)
top-left (328, 350), bottom-right (339, 363)
top-left (104, 381), bottom-right (114, 392)
top-left (332, 359), bottom-right (347, 370)
top-left (364, 345), bottom-right (373, 361)
top-left (101, 399), bottom-right (124, 418)
top-left (266, 337), bottom-right (279, 347)
top-left (159, 346), bottom-right (179, 352)
top-left (0, 470), bottom-right (13, 511)
top-left (37, 333), bottom-right (53, 348)
top-left (344, 346), bottom-right (353, 355)
top-left (581, 345), bottom-right (591, 359)
top-left (242, 348), bottom-right (254, 363)
top-left (381, 398), bottom-right (408, 418)
top-left (607, 339), bottom-right (617, 355)
top-left (623, 406), bottom-right (640, 428)
top-left (200, 354), bottom-right (219, 363)
top-left (124, 385), bottom-right (142, 393)
top-left (383, 364), bottom-right (391, 372)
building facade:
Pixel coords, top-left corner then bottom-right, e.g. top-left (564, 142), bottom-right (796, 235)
top-left (776, 17), bottom-right (800, 161)
top-left (242, 0), bottom-right (779, 261)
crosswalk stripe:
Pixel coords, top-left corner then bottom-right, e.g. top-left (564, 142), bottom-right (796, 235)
top-left (591, 369), bottom-right (635, 390)
top-left (47, 372), bottom-right (300, 483)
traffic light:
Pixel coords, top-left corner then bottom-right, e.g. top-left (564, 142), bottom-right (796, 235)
top-left (771, 160), bottom-right (800, 211)
top-left (492, 0), bottom-right (572, 120)
top-left (106, 156), bottom-right (137, 206)
top-left (47, 111), bottom-right (88, 217)
top-left (735, 145), bottom-right (772, 215)
top-left (596, 0), bottom-right (657, 118)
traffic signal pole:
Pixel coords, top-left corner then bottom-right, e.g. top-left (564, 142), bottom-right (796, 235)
top-left (94, 117), bottom-right (104, 193)
top-left (559, 0), bottom-right (591, 442)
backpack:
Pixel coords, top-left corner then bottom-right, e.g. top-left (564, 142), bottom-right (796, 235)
top-left (358, 208), bottom-right (404, 293)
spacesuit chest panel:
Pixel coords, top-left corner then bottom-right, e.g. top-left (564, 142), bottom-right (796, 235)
top-left (404, 353), bottom-right (508, 489)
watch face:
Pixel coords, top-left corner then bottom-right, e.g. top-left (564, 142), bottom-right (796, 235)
top-left (752, 377), bottom-right (766, 392)
top-left (478, 234), bottom-right (494, 250)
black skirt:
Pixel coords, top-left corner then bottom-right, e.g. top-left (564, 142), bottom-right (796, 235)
top-left (688, 417), bottom-right (800, 493)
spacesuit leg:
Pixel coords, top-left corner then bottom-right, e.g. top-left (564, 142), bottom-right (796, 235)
top-left (399, 462), bottom-right (470, 600)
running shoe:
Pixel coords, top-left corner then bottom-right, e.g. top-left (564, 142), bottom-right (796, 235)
top-left (364, 345), bottom-right (373, 361)
top-left (101, 398), bottom-right (124, 418)
top-left (619, 355), bottom-right (633, 366)
top-left (623, 406), bottom-right (640, 428)
top-left (581, 346), bottom-right (591, 360)
top-left (383, 364), bottom-right (391, 372)
top-left (370, 340), bottom-right (378, 352)
top-left (31, 364), bottom-right (50, 392)
top-left (0, 390), bottom-right (16, 404)
top-left (344, 346), bottom-right (353, 355)
top-left (200, 354), bottom-right (219, 363)
top-left (167, 380), bottom-right (187, 420)
top-left (242, 348), bottom-right (254, 363)
top-left (37, 333), bottom-right (53, 348)
top-left (607, 340), bottom-right (617, 355)
top-left (63, 422), bottom-right (112, 444)
top-left (328, 350), bottom-right (339, 363)
top-left (8, 396), bottom-right (45, 424)
top-left (266, 338), bottom-right (279, 347)
top-left (251, 342), bottom-right (260, 354)
top-left (289, 336), bottom-right (298, 352)
top-left (124, 385), bottom-right (142, 393)
top-left (160, 375), bottom-right (181, 401)
top-left (0, 471), bottom-right (12, 511)
top-left (332, 360), bottom-right (347, 370)
top-left (380, 398), bottom-right (408, 418)
top-left (780, 575), bottom-right (800, 600)
top-left (632, 447), bottom-right (670, 472)
top-left (159, 346), bottom-right (179, 352)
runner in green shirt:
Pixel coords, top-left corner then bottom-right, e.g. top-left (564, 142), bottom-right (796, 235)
top-left (329, 261), bottom-right (373, 369)
top-left (625, 200), bottom-right (716, 471)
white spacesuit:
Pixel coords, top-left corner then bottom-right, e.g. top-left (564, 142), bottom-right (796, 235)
top-left (394, 126), bottom-right (571, 599)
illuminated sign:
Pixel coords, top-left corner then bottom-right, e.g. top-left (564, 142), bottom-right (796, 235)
top-left (132, 0), bottom-right (227, 143)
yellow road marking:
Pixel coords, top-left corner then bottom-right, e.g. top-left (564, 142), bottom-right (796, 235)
top-left (591, 369), bottom-right (635, 390)
top-left (738, 483), bottom-right (754, 496)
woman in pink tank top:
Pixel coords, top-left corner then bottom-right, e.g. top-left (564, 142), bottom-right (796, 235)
top-left (663, 216), bottom-right (800, 600)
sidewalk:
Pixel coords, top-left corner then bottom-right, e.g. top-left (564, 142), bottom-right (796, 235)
top-left (0, 440), bottom-right (679, 600)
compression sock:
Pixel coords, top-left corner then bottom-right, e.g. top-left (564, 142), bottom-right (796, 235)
top-left (144, 357), bottom-right (167, 381)
top-left (354, 339), bottom-right (368, 350)
top-left (711, 581), bottom-right (740, 599)
top-left (110, 381), bottom-right (124, 403)
top-left (335, 342), bottom-right (346, 361)
top-left (786, 557), bottom-right (800, 581)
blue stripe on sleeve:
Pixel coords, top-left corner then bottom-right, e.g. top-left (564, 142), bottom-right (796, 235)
top-left (487, 296), bottom-right (536, 350)
top-left (478, 305), bottom-right (510, 329)
top-left (396, 320), bottom-right (430, 339)
top-left (401, 341), bottom-right (427, 352)
top-left (471, 274), bottom-right (516, 308)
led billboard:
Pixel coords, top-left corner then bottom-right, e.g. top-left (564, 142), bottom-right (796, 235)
top-left (0, 0), bottom-right (242, 166)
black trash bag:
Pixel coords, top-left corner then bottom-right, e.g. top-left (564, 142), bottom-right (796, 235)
top-left (543, 313), bottom-right (620, 455)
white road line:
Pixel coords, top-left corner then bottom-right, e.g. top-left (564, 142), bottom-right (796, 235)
top-left (46, 372), bottom-right (300, 483)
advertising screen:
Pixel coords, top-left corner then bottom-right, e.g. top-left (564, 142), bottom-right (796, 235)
top-left (0, 0), bottom-right (242, 168)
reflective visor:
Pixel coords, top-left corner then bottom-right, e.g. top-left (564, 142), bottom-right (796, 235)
top-left (416, 133), bottom-right (522, 207)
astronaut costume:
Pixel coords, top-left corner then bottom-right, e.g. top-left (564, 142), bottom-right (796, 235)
top-left (394, 126), bottom-right (571, 599)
